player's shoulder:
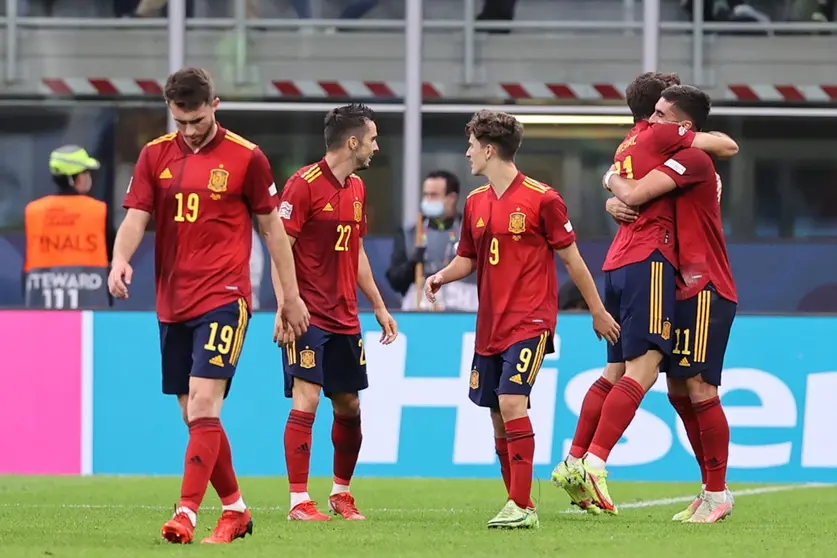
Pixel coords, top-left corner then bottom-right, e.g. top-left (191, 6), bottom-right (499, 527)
top-left (520, 175), bottom-right (561, 202)
top-left (143, 131), bottom-right (177, 151)
top-left (348, 172), bottom-right (366, 189)
top-left (466, 183), bottom-right (491, 200)
top-left (224, 130), bottom-right (259, 151)
top-left (670, 146), bottom-right (713, 166)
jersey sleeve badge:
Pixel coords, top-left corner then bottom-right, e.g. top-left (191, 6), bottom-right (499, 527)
top-left (279, 200), bottom-right (293, 219)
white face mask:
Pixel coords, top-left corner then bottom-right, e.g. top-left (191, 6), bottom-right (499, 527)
top-left (421, 199), bottom-right (445, 218)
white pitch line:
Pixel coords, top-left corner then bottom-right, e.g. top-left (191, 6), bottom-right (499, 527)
top-left (0, 483), bottom-right (828, 514)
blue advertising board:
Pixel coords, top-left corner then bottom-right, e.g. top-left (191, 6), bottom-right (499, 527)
top-left (91, 312), bottom-right (837, 482)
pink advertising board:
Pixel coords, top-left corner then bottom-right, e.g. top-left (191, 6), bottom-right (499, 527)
top-left (0, 311), bottom-right (84, 474)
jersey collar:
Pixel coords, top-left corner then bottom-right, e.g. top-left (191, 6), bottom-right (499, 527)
top-left (318, 158), bottom-right (348, 189)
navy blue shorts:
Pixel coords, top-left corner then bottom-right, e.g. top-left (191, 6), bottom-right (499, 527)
top-left (664, 285), bottom-right (737, 386)
top-left (605, 250), bottom-right (676, 363)
top-left (283, 325), bottom-right (368, 398)
top-left (158, 298), bottom-right (250, 397)
top-left (469, 332), bottom-right (554, 409)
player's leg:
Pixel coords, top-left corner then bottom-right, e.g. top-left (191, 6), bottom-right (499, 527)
top-left (158, 321), bottom-right (199, 543)
top-left (667, 375), bottom-right (707, 521)
top-left (468, 351), bottom-right (521, 525)
top-left (283, 326), bottom-right (330, 521)
top-left (682, 288), bottom-right (736, 523)
top-left (486, 332), bottom-right (552, 529)
top-left (162, 300), bottom-right (252, 544)
top-left (324, 333), bottom-right (369, 520)
top-left (194, 299), bottom-right (253, 543)
top-left (581, 251), bottom-right (676, 513)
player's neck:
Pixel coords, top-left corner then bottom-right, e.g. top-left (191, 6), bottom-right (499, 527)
top-left (187, 122), bottom-right (219, 153)
top-left (323, 152), bottom-right (355, 185)
top-left (485, 162), bottom-right (519, 197)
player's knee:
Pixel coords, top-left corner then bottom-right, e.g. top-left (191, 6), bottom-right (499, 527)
top-left (686, 375), bottom-right (718, 403)
top-left (187, 393), bottom-right (221, 421)
top-left (497, 395), bottom-right (527, 422)
top-left (292, 378), bottom-right (321, 413)
top-left (666, 376), bottom-right (688, 398)
top-left (625, 350), bottom-right (662, 390)
top-left (331, 392), bottom-right (360, 417)
top-left (603, 362), bottom-right (626, 384)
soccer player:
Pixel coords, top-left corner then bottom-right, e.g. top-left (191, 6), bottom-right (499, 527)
top-left (605, 85), bottom-right (737, 523)
top-left (424, 110), bottom-right (620, 529)
top-left (551, 72), bottom-right (739, 515)
top-left (278, 103), bottom-right (398, 521)
top-left (108, 67), bottom-right (309, 544)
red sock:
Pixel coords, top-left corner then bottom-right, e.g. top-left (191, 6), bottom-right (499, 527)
top-left (494, 437), bottom-right (511, 495)
top-left (285, 410), bottom-right (315, 493)
top-left (668, 394), bottom-right (706, 485)
top-left (588, 377), bottom-right (645, 462)
top-left (210, 426), bottom-right (241, 506)
top-left (694, 397), bottom-right (729, 492)
top-left (570, 377), bottom-right (614, 458)
top-left (179, 417), bottom-right (223, 512)
top-left (505, 417), bottom-right (535, 510)
top-left (332, 412), bottom-right (362, 486)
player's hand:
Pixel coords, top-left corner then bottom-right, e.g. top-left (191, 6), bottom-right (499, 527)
top-left (592, 309), bottom-right (620, 345)
top-left (424, 273), bottom-right (444, 303)
top-left (108, 259), bottom-right (133, 299)
top-left (374, 306), bottom-right (398, 345)
top-left (272, 309), bottom-right (287, 345)
top-left (606, 197), bottom-right (639, 224)
top-left (282, 294), bottom-right (310, 338)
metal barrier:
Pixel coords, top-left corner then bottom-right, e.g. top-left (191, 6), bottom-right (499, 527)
top-left (6, 0), bottom-right (837, 90)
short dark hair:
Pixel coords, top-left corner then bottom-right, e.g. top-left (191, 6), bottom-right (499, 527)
top-left (425, 170), bottom-right (460, 196)
top-left (465, 110), bottom-right (523, 161)
top-left (661, 84), bottom-right (712, 131)
top-left (324, 103), bottom-right (376, 150)
top-left (625, 72), bottom-right (682, 123)
top-left (164, 67), bottom-right (214, 111)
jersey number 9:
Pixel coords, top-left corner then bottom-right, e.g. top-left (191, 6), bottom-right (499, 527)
top-left (489, 237), bottom-right (500, 265)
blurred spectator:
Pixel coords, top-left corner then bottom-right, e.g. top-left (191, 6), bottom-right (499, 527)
top-left (477, 0), bottom-right (518, 34)
top-left (812, 0), bottom-right (835, 21)
top-left (682, 0), bottom-right (770, 23)
top-left (119, 0), bottom-right (196, 17)
top-left (386, 170), bottom-right (478, 312)
top-left (22, 145), bottom-right (112, 309)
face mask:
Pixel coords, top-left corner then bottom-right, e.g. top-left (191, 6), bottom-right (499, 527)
top-left (421, 200), bottom-right (445, 218)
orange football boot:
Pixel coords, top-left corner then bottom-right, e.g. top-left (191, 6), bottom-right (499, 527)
top-left (288, 501), bottom-right (332, 521)
top-left (201, 509), bottom-right (254, 544)
top-left (161, 510), bottom-right (195, 544)
top-left (328, 492), bottom-right (366, 520)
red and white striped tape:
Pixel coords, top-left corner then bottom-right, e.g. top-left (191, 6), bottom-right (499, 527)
top-left (36, 78), bottom-right (837, 103)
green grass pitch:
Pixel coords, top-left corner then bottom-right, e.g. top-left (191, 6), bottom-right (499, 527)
top-left (1, 476), bottom-right (834, 557)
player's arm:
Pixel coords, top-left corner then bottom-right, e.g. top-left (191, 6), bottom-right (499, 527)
top-left (427, 200), bottom-right (476, 298)
top-left (109, 147), bottom-right (155, 299)
top-left (604, 167), bottom-right (676, 207)
top-left (691, 131), bottom-right (738, 159)
top-left (541, 192), bottom-right (619, 343)
top-left (245, 150), bottom-right (308, 339)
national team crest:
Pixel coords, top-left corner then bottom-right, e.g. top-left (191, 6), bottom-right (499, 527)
top-left (662, 320), bottom-right (672, 341)
top-left (469, 369), bottom-right (479, 390)
top-left (299, 349), bottom-right (316, 369)
top-left (208, 168), bottom-right (229, 193)
top-left (353, 201), bottom-right (363, 223)
top-left (508, 212), bottom-right (526, 234)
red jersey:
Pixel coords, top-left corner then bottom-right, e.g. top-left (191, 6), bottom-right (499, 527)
top-left (279, 160), bottom-right (367, 335)
top-left (602, 121), bottom-right (696, 272)
top-left (457, 173), bottom-right (576, 355)
top-left (655, 148), bottom-right (738, 303)
top-left (123, 126), bottom-right (278, 323)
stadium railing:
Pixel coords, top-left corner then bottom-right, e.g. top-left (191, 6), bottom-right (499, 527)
top-left (5, 0), bottom-right (837, 90)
